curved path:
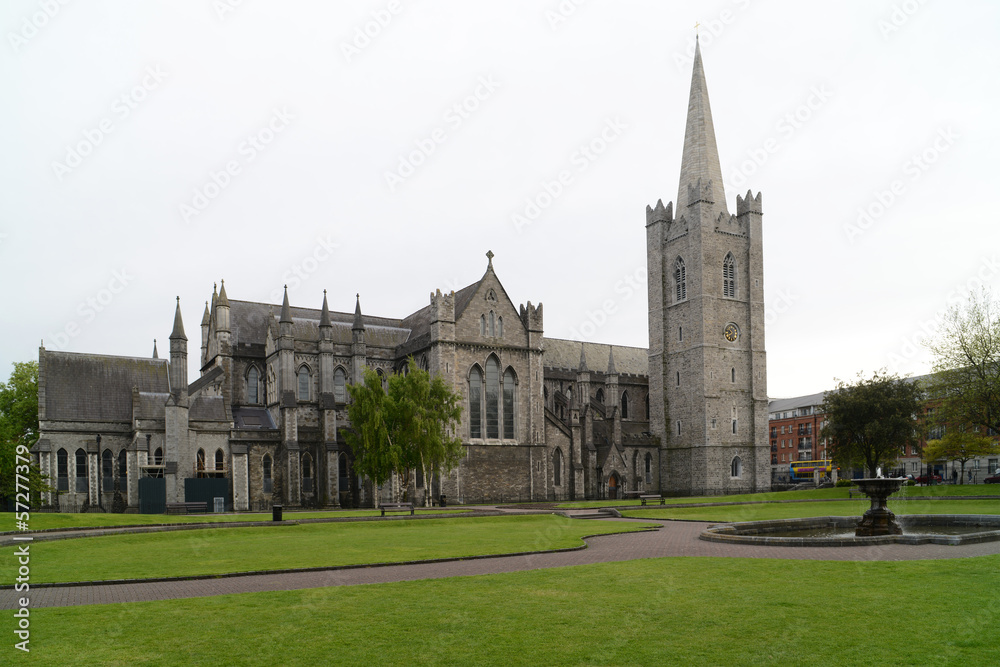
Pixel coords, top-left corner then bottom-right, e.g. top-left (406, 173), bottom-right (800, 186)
top-left (6, 516), bottom-right (1000, 609)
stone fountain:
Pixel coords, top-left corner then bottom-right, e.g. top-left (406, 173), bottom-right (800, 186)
top-left (852, 476), bottom-right (906, 536)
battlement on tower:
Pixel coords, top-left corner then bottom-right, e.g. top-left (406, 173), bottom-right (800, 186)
top-left (686, 177), bottom-right (715, 207)
top-left (519, 301), bottom-right (543, 332)
top-left (736, 189), bottom-right (762, 216)
top-left (645, 199), bottom-right (673, 226)
top-left (429, 288), bottom-right (455, 323)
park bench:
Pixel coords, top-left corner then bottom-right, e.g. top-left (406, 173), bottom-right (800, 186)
top-left (380, 502), bottom-right (415, 517)
top-left (639, 494), bottom-right (665, 506)
top-left (165, 502), bottom-right (208, 514)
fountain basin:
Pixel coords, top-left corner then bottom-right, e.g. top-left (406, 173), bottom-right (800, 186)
top-left (700, 515), bottom-right (1000, 547)
top-left (852, 477), bottom-right (907, 536)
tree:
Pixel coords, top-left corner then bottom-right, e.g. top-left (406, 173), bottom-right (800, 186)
top-left (343, 359), bottom-right (464, 507)
top-left (821, 370), bottom-right (923, 478)
top-left (391, 363), bottom-right (464, 507)
top-left (0, 361), bottom-right (50, 504)
top-left (926, 290), bottom-right (1000, 435)
top-left (343, 369), bottom-right (399, 507)
top-left (922, 431), bottom-right (999, 484)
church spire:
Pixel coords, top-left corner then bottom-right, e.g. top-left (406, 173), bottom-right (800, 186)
top-left (676, 37), bottom-right (728, 215)
top-left (152, 339), bottom-right (158, 359)
top-left (352, 293), bottom-right (365, 331)
top-left (279, 285), bottom-right (292, 324)
top-left (320, 289), bottom-right (332, 328)
top-left (169, 297), bottom-right (186, 340)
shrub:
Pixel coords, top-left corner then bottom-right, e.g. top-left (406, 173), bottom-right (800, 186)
top-left (835, 479), bottom-right (853, 488)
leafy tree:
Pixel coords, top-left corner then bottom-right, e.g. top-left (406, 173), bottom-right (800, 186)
top-left (922, 431), bottom-right (999, 484)
top-left (343, 368), bottom-right (399, 507)
top-left (391, 363), bottom-right (464, 507)
top-left (343, 359), bottom-right (464, 507)
top-left (926, 290), bottom-right (1000, 435)
top-left (0, 361), bottom-right (50, 504)
top-left (820, 370), bottom-right (923, 477)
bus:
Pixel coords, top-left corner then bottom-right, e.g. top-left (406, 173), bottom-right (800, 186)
top-left (789, 459), bottom-right (837, 482)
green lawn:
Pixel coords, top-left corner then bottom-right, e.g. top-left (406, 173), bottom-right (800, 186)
top-left (4, 508), bottom-right (470, 532)
top-left (3, 515), bottom-right (657, 584)
top-left (556, 483), bottom-right (1000, 508)
top-left (25, 555), bottom-right (1000, 666)
top-left (622, 499), bottom-right (1000, 522)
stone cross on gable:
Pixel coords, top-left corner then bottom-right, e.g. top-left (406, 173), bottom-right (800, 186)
top-left (486, 250), bottom-right (494, 268)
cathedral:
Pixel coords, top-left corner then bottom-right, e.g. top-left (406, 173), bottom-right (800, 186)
top-left (32, 40), bottom-right (770, 511)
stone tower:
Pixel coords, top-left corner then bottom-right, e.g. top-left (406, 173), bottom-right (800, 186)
top-left (646, 39), bottom-right (769, 496)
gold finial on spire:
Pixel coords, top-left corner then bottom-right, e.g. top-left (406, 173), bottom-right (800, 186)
top-left (694, 21), bottom-right (700, 37)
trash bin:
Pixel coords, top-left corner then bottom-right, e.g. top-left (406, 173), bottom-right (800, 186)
top-left (439, 494), bottom-right (447, 508)
top-left (272, 504), bottom-right (283, 522)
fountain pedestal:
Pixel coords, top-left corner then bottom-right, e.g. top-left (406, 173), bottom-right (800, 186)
top-left (853, 478), bottom-right (905, 536)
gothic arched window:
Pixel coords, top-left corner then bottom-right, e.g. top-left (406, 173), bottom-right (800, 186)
top-left (645, 453), bottom-right (652, 484)
top-left (595, 388), bottom-right (604, 405)
top-left (621, 391), bottom-right (629, 419)
top-left (723, 253), bottom-right (736, 298)
top-left (57, 448), bottom-right (68, 491)
top-left (554, 449), bottom-right (563, 486)
top-left (497, 316), bottom-right (503, 338)
top-left (503, 367), bottom-right (516, 439)
top-left (674, 258), bottom-right (687, 302)
top-left (297, 366), bottom-right (311, 401)
top-left (118, 449), bottom-right (127, 479)
top-left (485, 356), bottom-right (500, 439)
top-left (267, 366), bottom-right (277, 404)
top-left (480, 315), bottom-right (486, 336)
top-left (75, 448), bottom-right (88, 493)
top-left (489, 311), bottom-right (496, 337)
top-left (215, 449), bottom-right (224, 473)
top-left (334, 367), bottom-right (347, 403)
top-left (154, 447), bottom-right (163, 466)
top-left (247, 366), bottom-right (259, 404)
top-left (469, 366), bottom-right (483, 439)
top-left (102, 449), bottom-right (113, 488)
top-left (731, 456), bottom-right (742, 478)
top-left (197, 449), bottom-right (206, 477)
top-left (263, 454), bottom-right (273, 493)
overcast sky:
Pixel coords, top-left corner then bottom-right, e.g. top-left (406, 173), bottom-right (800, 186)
top-left (2, 1), bottom-right (998, 399)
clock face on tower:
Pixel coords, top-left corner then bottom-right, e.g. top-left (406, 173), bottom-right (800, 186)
top-left (724, 323), bottom-right (740, 342)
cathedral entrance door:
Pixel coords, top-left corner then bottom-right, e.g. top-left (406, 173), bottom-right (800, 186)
top-left (608, 473), bottom-right (619, 500)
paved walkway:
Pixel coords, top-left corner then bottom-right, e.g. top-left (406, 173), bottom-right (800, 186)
top-left (5, 516), bottom-right (1000, 610)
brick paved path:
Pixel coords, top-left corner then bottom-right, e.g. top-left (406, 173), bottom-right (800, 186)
top-left (5, 517), bottom-right (999, 609)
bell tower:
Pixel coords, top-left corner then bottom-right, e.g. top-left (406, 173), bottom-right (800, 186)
top-left (646, 38), bottom-right (769, 495)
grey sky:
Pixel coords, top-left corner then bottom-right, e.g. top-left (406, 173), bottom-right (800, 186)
top-left (2, 0), bottom-right (998, 399)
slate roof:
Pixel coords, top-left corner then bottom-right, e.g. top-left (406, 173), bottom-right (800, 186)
top-left (233, 407), bottom-right (276, 429)
top-left (135, 391), bottom-right (169, 420)
top-left (42, 350), bottom-right (170, 422)
top-left (228, 300), bottom-right (411, 349)
top-left (543, 339), bottom-right (648, 377)
top-left (190, 395), bottom-right (228, 421)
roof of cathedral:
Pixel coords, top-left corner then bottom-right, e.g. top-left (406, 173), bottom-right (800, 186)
top-left (190, 395), bottom-right (228, 421)
top-left (233, 407), bottom-right (277, 429)
top-left (228, 300), bottom-right (410, 348)
top-left (135, 391), bottom-right (170, 420)
top-left (543, 339), bottom-right (647, 377)
top-left (41, 349), bottom-right (170, 422)
top-left (676, 37), bottom-right (728, 215)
